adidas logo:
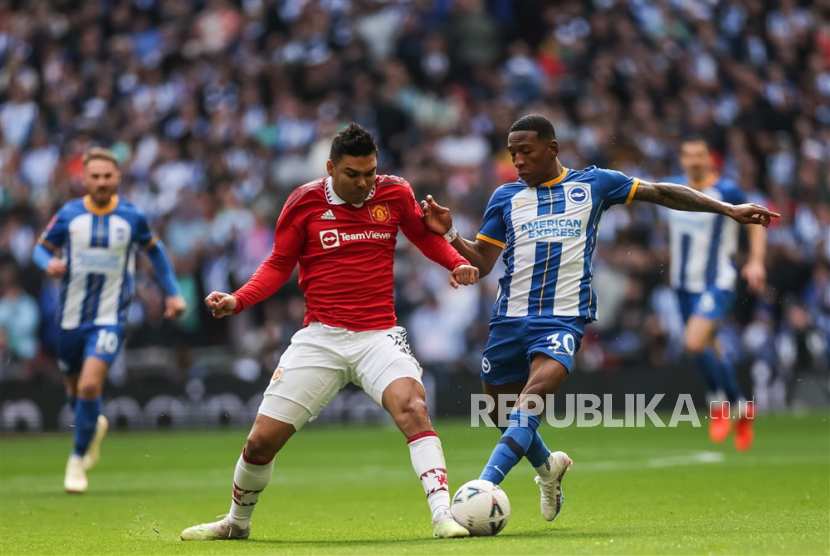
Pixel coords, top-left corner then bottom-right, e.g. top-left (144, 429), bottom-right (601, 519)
top-left (321, 209), bottom-right (336, 220)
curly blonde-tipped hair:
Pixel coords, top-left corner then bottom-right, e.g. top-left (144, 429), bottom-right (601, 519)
top-left (83, 147), bottom-right (118, 168)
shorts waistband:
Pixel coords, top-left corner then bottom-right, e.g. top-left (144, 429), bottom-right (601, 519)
top-left (310, 322), bottom-right (397, 336)
top-left (312, 322), bottom-right (356, 335)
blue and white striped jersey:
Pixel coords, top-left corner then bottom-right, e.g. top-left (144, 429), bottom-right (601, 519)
top-left (38, 195), bottom-right (158, 330)
top-left (665, 175), bottom-right (745, 293)
top-left (477, 166), bottom-right (639, 321)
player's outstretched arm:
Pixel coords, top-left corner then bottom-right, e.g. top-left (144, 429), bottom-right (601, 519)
top-left (421, 195), bottom-right (502, 277)
top-left (632, 180), bottom-right (780, 227)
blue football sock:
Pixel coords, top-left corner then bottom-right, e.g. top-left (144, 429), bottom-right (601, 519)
top-left (693, 349), bottom-right (720, 397)
top-left (481, 410), bottom-right (541, 484)
top-left (525, 432), bottom-right (552, 468)
top-left (73, 397), bottom-right (102, 457)
top-left (497, 426), bottom-right (551, 469)
top-left (715, 352), bottom-right (743, 403)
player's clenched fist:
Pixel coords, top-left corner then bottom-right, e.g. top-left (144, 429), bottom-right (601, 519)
top-left (165, 296), bottom-right (187, 319)
top-left (205, 291), bottom-right (237, 318)
top-left (450, 264), bottom-right (479, 288)
top-left (45, 258), bottom-right (67, 277)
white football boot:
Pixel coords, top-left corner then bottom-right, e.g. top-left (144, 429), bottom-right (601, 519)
top-left (64, 454), bottom-right (88, 494)
top-left (181, 517), bottom-right (251, 541)
top-left (433, 508), bottom-right (470, 538)
top-left (82, 415), bottom-right (109, 471)
top-left (535, 450), bottom-right (572, 521)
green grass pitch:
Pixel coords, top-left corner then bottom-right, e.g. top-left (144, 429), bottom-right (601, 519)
top-left (2, 413), bottom-right (828, 555)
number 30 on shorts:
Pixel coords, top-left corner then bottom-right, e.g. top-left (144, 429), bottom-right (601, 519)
top-left (547, 333), bottom-right (575, 355)
top-left (95, 330), bottom-right (119, 354)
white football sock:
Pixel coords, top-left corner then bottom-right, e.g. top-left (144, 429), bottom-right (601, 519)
top-left (227, 450), bottom-right (274, 526)
top-left (407, 431), bottom-right (451, 521)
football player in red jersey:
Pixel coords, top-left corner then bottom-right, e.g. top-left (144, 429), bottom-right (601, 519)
top-left (181, 124), bottom-right (478, 541)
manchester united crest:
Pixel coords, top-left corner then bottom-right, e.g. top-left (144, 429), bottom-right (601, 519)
top-left (369, 202), bottom-right (390, 223)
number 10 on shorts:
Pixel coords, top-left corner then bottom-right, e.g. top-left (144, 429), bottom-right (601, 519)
top-left (547, 333), bottom-right (575, 355)
top-left (95, 330), bottom-right (119, 354)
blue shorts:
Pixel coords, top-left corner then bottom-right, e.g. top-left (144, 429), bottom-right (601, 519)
top-left (56, 324), bottom-right (126, 376)
top-left (676, 288), bottom-right (735, 323)
top-left (481, 317), bottom-right (586, 385)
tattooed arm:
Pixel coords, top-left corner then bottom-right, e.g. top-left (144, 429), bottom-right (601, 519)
top-left (632, 180), bottom-right (779, 226)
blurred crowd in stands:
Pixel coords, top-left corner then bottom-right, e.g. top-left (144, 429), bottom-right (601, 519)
top-left (1, 0), bottom-right (828, 405)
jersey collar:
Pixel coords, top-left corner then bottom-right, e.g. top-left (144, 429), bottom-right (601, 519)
top-left (324, 177), bottom-right (376, 207)
top-left (83, 194), bottom-right (119, 215)
top-left (538, 168), bottom-right (569, 187)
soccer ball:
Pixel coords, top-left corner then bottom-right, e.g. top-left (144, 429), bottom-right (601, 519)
top-left (450, 479), bottom-right (510, 536)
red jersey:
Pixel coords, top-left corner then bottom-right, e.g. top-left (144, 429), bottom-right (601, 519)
top-left (232, 175), bottom-right (469, 331)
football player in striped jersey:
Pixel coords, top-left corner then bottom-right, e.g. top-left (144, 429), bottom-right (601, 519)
top-left (422, 114), bottom-right (777, 523)
top-left (34, 148), bottom-right (185, 493)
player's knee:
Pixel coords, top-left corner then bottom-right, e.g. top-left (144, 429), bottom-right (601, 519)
top-left (397, 394), bottom-right (428, 420)
top-left (244, 431), bottom-right (280, 462)
top-left (391, 394), bottom-right (430, 435)
top-left (76, 380), bottom-right (102, 400)
top-left (685, 334), bottom-right (707, 354)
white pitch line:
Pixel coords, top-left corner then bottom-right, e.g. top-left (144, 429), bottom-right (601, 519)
top-left (0, 452), bottom-right (730, 494)
top-left (576, 451), bottom-right (725, 472)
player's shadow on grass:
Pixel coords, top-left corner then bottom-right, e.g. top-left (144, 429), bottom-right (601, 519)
top-left (239, 528), bottom-right (630, 546)
top-left (499, 528), bottom-right (632, 539)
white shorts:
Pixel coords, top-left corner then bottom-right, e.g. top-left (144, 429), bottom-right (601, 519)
top-left (258, 323), bottom-right (423, 429)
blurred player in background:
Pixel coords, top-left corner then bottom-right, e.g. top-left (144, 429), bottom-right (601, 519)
top-left (181, 124), bottom-right (478, 541)
top-left (33, 148), bottom-right (186, 493)
top-left (422, 115), bottom-right (777, 523)
top-left (665, 138), bottom-right (767, 450)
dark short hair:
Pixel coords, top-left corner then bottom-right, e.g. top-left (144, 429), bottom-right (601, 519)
top-left (509, 114), bottom-right (556, 141)
top-left (680, 136), bottom-right (710, 149)
top-left (330, 123), bottom-right (377, 162)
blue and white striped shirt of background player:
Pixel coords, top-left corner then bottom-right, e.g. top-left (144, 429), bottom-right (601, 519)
top-left (32, 195), bottom-right (180, 374)
top-left (663, 174), bottom-right (746, 323)
top-left (476, 166), bottom-right (639, 381)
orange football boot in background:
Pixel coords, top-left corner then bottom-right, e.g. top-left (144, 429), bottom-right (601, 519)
top-left (709, 401), bottom-right (731, 443)
top-left (735, 401), bottom-right (755, 451)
